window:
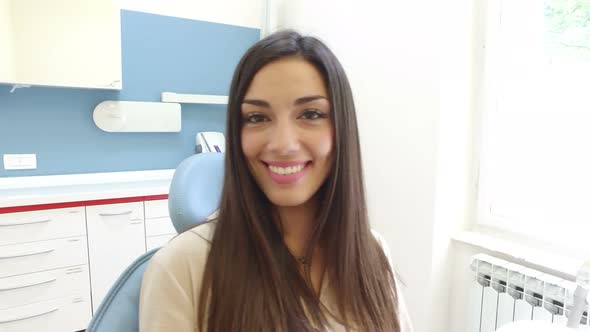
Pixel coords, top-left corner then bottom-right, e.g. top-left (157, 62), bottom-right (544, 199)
top-left (477, 0), bottom-right (590, 247)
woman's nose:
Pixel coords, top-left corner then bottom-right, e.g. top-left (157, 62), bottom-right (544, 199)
top-left (267, 120), bottom-right (300, 155)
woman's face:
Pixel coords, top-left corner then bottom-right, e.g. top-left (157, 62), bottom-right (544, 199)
top-left (241, 56), bottom-right (334, 207)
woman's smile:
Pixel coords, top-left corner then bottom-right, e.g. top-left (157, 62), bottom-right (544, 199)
top-left (262, 160), bottom-right (313, 185)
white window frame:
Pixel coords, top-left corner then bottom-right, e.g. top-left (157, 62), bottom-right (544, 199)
top-left (474, 0), bottom-right (590, 256)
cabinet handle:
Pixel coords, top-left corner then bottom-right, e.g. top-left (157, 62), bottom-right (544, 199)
top-left (0, 307), bottom-right (59, 324)
top-left (99, 210), bottom-right (133, 217)
top-left (129, 221), bottom-right (143, 225)
top-left (0, 277), bottom-right (57, 291)
top-left (0, 219), bottom-right (51, 227)
top-left (65, 267), bottom-right (84, 274)
top-left (72, 296), bottom-right (85, 303)
top-left (0, 247), bottom-right (56, 260)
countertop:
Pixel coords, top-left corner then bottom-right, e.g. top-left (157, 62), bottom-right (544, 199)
top-left (0, 169), bottom-right (174, 209)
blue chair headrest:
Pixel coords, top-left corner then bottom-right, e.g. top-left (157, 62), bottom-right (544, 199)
top-left (168, 153), bottom-right (224, 233)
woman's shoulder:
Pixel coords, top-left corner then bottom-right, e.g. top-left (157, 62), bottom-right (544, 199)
top-left (370, 229), bottom-right (409, 289)
top-left (140, 222), bottom-right (216, 330)
top-left (370, 229), bottom-right (392, 259)
top-left (149, 221), bottom-right (216, 270)
top-left (369, 229), bottom-right (414, 331)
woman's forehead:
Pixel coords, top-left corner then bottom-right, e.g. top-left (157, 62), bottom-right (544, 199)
top-left (244, 57), bottom-right (328, 103)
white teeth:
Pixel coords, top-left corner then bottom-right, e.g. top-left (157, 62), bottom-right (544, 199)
top-left (269, 164), bottom-right (305, 175)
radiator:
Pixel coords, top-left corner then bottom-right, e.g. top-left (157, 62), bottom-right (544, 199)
top-left (468, 254), bottom-right (590, 332)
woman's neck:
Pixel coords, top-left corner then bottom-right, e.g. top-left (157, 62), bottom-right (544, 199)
top-left (274, 197), bottom-right (318, 257)
top-left (274, 196), bottom-right (326, 294)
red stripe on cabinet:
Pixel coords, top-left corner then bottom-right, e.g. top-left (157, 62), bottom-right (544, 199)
top-left (0, 194), bottom-right (169, 214)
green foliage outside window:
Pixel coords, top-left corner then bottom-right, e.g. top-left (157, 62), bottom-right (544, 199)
top-left (544, 0), bottom-right (590, 61)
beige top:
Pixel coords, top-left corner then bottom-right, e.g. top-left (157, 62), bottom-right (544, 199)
top-left (139, 222), bottom-right (414, 332)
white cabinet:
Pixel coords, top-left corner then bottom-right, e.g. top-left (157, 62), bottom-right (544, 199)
top-left (0, 294), bottom-right (92, 332)
top-left (0, 207), bottom-right (91, 332)
top-left (145, 217), bottom-right (176, 237)
top-left (0, 207), bottom-right (85, 247)
top-left (0, 0), bottom-right (122, 89)
top-left (0, 236), bottom-right (88, 279)
top-left (86, 202), bottom-right (146, 313)
top-left (146, 233), bottom-right (176, 251)
top-left (0, 196), bottom-right (175, 331)
top-left (0, 265), bottom-right (90, 310)
top-left (144, 199), bottom-right (177, 250)
top-left (144, 199), bottom-right (170, 219)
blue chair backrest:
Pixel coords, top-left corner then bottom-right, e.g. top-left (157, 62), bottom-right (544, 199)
top-left (86, 153), bottom-right (224, 332)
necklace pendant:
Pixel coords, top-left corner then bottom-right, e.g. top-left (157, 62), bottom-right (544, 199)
top-left (297, 256), bottom-right (308, 265)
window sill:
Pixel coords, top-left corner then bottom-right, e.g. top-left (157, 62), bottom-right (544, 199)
top-left (452, 230), bottom-right (584, 281)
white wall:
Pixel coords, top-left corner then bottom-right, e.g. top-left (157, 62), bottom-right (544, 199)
top-left (434, 0), bottom-right (478, 331)
top-left (117, 0), bottom-right (265, 29)
top-left (0, 0), bottom-right (15, 81)
top-left (276, 1), bottom-right (477, 331)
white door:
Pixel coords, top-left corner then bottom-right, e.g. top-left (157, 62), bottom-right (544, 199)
top-left (86, 202), bottom-right (145, 313)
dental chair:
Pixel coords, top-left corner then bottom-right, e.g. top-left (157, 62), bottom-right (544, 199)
top-left (86, 152), bottom-right (224, 332)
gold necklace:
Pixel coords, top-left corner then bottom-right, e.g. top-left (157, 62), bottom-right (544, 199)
top-left (296, 255), bottom-right (309, 266)
top-left (287, 248), bottom-right (308, 266)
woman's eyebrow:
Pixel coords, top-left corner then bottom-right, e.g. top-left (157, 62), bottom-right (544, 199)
top-left (294, 95), bottom-right (328, 105)
top-left (242, 99), bottom-right (270, 107)
top-left (242, 95), bottom-right (327, 108)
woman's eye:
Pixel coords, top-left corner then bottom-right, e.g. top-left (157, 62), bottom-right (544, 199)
top-left (299, 109), bottom-right (327, 120)
top-left (243, 113), bottom-right (269, 124)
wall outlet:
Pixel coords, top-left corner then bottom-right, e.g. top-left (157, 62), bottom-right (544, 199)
top-left (3, 154), bottom-right (37, 170)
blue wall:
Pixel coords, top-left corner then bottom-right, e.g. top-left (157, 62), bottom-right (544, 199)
top-left (0, 10), bottom-right (259, 177)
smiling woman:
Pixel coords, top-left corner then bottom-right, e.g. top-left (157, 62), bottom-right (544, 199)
top-left (241, 57), bottom-right (334, 209)
top-left (139, 30), bottom-right (414, 332)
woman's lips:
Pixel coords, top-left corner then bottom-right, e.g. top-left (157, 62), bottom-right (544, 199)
top-left (263, 161), bottom-right (311, 185)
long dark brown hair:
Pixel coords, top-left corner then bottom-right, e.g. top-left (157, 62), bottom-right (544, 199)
top-left (197, 30), bottom-right (401, 332)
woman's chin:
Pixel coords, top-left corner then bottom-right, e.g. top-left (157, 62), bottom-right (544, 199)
top-left (266, 191), bottom-right (312, 208)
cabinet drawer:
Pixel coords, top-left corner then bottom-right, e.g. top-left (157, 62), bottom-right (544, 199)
top-left (0, 236), bottom-right (88, 279)
top-left (0, 293), bottom-right (91, 332)
top-left (0, 264), bottom-right (90, 310)
top-left (145, 216), bottom-right (176, 237)
top-left (144, 199), bottom-right (169, 219)
top-left (86, 201), bottom-right (144, 221)
top-left (146, 234), bottom-right (176, 250)
top-left (0, 207), bottom-right (86, 246)
top-left (86, 202), bottom-right (146, 313)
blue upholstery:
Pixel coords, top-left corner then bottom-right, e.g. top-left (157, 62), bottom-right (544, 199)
top-left (85, 249), bottom-right (158, 332)
top-left (168, 152), bottom-right (224, 233)
top-left (86, 153), bottom-right (225, 332)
